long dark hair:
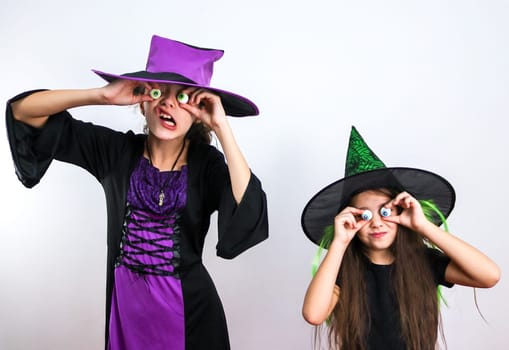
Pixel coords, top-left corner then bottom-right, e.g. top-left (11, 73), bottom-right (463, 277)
top-left (322, 188), bottom-right (444, 350)
top-left (185, 122), bottom-right (212, 145)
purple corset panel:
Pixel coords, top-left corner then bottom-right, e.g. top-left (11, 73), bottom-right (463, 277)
top-left (117, 157), bottom-right (187, 276)
top-left (108, 157), bottom-right (188, 350)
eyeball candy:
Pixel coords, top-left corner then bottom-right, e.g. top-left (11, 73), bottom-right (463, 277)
top-left (380, 207), bottom-right (392, 217)
top-left (150, 88), bottom-right (162, 99)
top-left (361, 210), bottom-right (373, 221)
top-left (177, 92), bottom-right (189, 104)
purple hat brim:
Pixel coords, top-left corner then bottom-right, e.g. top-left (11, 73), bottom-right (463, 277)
top-left (92, 69), bottom-right (259, 117)
top-left (301, 167), bottom-right (456, 245)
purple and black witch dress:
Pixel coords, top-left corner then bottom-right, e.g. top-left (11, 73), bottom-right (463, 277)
top-left (6, 90), bottom-right (269, 350)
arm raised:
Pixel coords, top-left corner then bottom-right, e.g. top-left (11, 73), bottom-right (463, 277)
top-left (11, 80), bottom-right (153, 128)
top-left (384, 191), bottom-right (500, 288)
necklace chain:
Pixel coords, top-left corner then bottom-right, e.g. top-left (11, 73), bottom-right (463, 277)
top-left (145, 138), bottom-right (186, 206)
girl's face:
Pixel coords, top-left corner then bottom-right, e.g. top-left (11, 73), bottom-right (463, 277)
top-left (141, 83), bottom-right (196, 141)
top-left (350, 190), bottom-right (398, 262)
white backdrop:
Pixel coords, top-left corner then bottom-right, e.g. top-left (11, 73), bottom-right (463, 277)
top-left (1, 0), bottom-right (508, 349)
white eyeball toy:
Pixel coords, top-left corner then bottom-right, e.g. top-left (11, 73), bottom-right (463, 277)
top-left (361, 210), bottom-right (373, 221)
top-left (380, 207), bottom-right (392, 217)
top-left (177, 92), bottom-right (189, 104)
top-left (150, 88), bottom-right (162, 99)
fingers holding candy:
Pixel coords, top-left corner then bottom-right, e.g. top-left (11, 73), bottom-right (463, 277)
top-left (333, 207), bottom-right (370, 245)
top-left (382, 192), bottom-right (427, 230)
top-left (178, 88), bottom-right (226, 129)
top-left (101, 80), bottom-right (154, 105)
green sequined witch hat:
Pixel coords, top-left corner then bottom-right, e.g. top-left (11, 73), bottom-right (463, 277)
top-left (301, 126), bottom-right (456, 245)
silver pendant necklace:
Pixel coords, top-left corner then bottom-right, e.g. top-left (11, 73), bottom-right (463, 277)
top-left (146, 138), bottom-right (186, 206)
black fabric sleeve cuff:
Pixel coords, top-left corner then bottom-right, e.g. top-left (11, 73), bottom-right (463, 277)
top-left (6, 90), bottom-right (69, 188)
top-left (216, 172), bottom-right (269, 259)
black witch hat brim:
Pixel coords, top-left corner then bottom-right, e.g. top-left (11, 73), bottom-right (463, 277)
top-left (92, 69), bottom-right (259, 117)
top-left (301, 167), bottom-right (456, 245)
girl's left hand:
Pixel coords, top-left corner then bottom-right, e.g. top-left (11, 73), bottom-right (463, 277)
top-left (382, 191), bottom-right (429, 232)
top-left (178, 88), bottom-right (226, 130)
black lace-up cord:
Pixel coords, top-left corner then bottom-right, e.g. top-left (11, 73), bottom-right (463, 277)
top-left (118, 205), bottom-right (181, 277)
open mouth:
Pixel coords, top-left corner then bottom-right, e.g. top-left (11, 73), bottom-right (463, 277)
top-left (160, 114), bottom-right (176, 127)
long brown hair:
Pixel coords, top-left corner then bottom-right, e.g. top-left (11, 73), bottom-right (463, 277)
top-left (185, 122), bottom-right (212, 145)
top-left (324, 188), bottom-right (444, 350)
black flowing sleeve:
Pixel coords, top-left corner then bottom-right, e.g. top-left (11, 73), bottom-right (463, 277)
top-left (6, 90), bottom-right (133, 188)
top-left (203, 146), bottom-right (268, 259)
top-left (426, 248), bottom-right (454, 288)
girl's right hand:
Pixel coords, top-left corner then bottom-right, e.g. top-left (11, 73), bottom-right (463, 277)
top-left (100, 79), bottom-right (154, 106)
top-left (333, 207), bottom-right (369, 246)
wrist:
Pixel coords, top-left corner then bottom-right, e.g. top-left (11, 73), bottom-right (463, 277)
top-left (414, 219), bottom-right (438, 237)
top-left (329, 237), bottom-right (349, 252)
top-left (211, 118), bottom-right (231, 137)
top-left (93, 87), bottom-right (110, 105)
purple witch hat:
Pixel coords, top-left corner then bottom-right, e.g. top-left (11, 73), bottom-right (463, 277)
top-left (93, 35), bottom-right (259, 117)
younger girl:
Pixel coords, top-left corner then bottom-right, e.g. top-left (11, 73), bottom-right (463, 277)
top-left (6, 35), bottom-right (268, 350)
top-left (301, 126), bottom-right (499, 350)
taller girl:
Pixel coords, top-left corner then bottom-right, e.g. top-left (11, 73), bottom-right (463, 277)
top-left (6, 35), bottom-right (268, 350)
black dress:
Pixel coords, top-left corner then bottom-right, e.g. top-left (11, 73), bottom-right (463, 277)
top-left (336, 248), bottom-right (453, 349)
